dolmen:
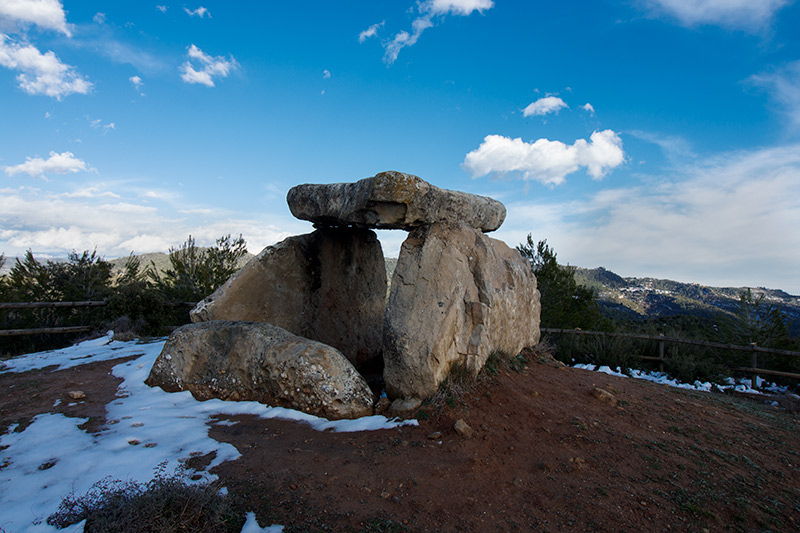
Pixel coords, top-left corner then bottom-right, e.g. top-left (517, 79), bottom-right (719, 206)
top-left (146, 171), bottom-right (541, 419)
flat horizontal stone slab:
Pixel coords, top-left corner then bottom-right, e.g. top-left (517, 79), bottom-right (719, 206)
top-left (287, 171), bottom-right (506, 232)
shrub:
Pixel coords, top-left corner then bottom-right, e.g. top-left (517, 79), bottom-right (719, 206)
top-left (47, 464), bottom-right (243, 532)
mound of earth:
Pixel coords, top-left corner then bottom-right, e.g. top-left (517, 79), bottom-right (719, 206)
top-left (2, 352), bottom-right (798, 531)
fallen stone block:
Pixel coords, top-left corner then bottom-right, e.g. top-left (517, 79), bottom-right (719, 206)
top-left (145, 321), bottom-right (375, 420)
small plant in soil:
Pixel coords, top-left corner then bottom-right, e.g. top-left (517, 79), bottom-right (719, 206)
top-left (47, 462), bottom-right (243, 532)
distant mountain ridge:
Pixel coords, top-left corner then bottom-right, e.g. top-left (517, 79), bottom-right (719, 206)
top-left (574, 266), bottom-right (800, 335)
top-left (3, 252), bottom-right (798, 336)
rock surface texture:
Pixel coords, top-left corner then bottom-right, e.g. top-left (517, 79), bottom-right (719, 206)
top-left (190, 228), bottom-right (385, 369)
top-left (383, 221), bottom-right (540, 400)
top-left (146, 321), bottom-right (375, 420)
top-left (287, 171), bottom-right (506, 232)
top-left (152, 170), bottom-right (540, 418)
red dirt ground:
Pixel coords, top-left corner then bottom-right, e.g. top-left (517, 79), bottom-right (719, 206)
top-left (2, 353), bottom-right (799, 532)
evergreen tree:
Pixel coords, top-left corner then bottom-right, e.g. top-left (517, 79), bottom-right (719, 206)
top-left (517, 234), bottom-right (604, 330)
top-left (149, 234), bottom-right (247, 303)
top-left (734, 288), bottom-right (792, 348)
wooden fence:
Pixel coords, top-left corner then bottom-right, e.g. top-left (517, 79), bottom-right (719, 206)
top-left (0, 300), bottom-right (196, 337)
top-left (541, 327), bottom-right (800, 389)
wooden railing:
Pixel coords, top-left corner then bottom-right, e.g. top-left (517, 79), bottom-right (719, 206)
top-left (0, 300), bottom-right (196, 337)
top-left (0, 301), bottom-right (108, 337)
top-left (541, 328), bottom-right (800, 389)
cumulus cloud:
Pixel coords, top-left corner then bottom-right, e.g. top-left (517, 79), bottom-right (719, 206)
top-left (322, 69), bottom-right (331, 79)
top-left (179, 44), bottom-right (238, 87)
top-left (523, 96), bottom-right (568, 117)
top-left (582, 102), bottom-right (595, 115)
top-left (358, 21), bottom-right (384, 43)
top-left (463, 130), bottom-right (625, 185)
top-left (638, 0), bottom-right (790, 31)
top-left (0, 33), bottom-right (92, 99)
top-left (4, 151), bottom-right (89, 178)
top-left (129, 75), bottom-right (143, 90)
top-left (184, 6), bottom-right (210, 18)
top-left (380, 0), bottom-right (494, 64)
top-left (749, 61), bottom-right (800, 129)
top-left (496, 143), bottom-right (800, 293)
top-left (0, 0), bottom-right (71, 36)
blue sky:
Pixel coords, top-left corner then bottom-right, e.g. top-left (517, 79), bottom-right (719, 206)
top-left (1, 1), bottom-right (799, 293)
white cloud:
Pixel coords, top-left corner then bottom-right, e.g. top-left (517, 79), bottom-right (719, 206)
top-left (89, 117), bottom-right (115, 132)
top-left (628, 129), bottom-right (696, 162)
top-left (60, 186), bottom-right (120, 199)
top-left (0, 186), bottom-right (298, 259)
top-left (384, 17), bottom-right (433, 64)
top-left (380, 0), bottom-right (494, 64)
top-left (463, 130), bottom-right (625, 185)
top-left (322, 69), bottom-right (331, 79)
top-left (129, 75), bottom-right (143, 89)
top-left (582, 102), bottom-right (595, 115)
top-left (179, 44), bottom-right (238, 87)
top-left (184, 7), bottom-right (210, 18)
top-left (523, 96), bottom-right (568, 117)
top-left (156, 5), bottom-right (167, 14)
top-left (494, 144), bottom-right (800, 293)
top-left (93, 12), bottom-right (106, 25)
top-left (0, 33), bottom-right (92, 99)
top-left (749, 60), bottom-right (800, 129)
top-left (0, 0), bottom-right (71, 36)
top-left (638, 0), bottom-right (790, 31)
top-left (425, 0), bottom-right (494, 16)
top-left (358, 21), bottom-right (384, 43)
top-left (4, 151), bottom-right (89, 178)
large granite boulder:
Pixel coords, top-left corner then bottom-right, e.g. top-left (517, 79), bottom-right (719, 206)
top-left (146, 321), bottom-right (374, 420)
top-left (383, 221), bottom-right (540, 399)
top-left (190, 228), bottom-right (385, 369)
top-left (287, 171), bottom-right (506, 232)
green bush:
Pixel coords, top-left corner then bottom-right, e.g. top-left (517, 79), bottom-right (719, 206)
top-left (0, 234), bottom-right (249, 355)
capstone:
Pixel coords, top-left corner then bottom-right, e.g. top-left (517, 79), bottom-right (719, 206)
top-left (287, 171), bottom-right (506, 232)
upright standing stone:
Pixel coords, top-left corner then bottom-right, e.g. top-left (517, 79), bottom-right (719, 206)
top-left (190, 228), bottom-right (386, 369)
top-left (287, 171), bottom-right (506, 232)
top-left (383, 221), bottom-right (540, 399)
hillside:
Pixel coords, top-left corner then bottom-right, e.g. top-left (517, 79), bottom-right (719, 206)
top-left (575, 267), bottom-right (800, 336)
top-left (2, 341), bottom-right (798, 531)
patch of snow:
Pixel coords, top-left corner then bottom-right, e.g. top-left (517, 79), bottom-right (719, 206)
top-left (0, 337), bottom-right (415, 531)
top-left (573, 363), bottom-right (790, 396)
top-left (0, 330), bottom-right (148, 373)
top-left (241, 512), bottom-right (284, 532)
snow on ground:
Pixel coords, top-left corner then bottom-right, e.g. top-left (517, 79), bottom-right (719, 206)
top-left (573, 363), bottom-right (794, 395)
top-left (0, 334), bottom-right (415, 532)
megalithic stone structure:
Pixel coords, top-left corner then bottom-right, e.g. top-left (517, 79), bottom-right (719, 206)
top-left (147, 170), bottom-right (540, 419)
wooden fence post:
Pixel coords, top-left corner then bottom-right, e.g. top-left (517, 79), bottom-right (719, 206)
top-left (751, 343), bottom-right (758, 390)
top-left (658, 337), bottom-right (665, 373)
